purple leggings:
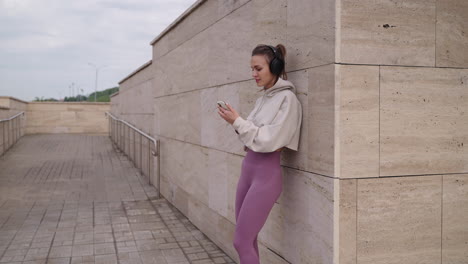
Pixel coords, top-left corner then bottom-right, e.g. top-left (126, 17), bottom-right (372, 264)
top-left (233, 149), bottom-right (282, 264)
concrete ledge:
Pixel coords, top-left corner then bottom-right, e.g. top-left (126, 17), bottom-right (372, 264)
top-left (27, 101), bottom-right (110, 105)
top-left (118, 60), bottom-right (153, 84)
top-left (0, 96), bottom-right (29, 104)
top-left (149, 0), bottom-right (206, 45)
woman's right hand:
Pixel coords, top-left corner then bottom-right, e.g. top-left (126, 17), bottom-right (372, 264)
top-left (218, 103), bottom-right (240, 125)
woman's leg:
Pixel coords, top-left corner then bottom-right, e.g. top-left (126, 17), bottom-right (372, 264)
top-left (233, 168), bottom-right (282, 264)
top-left (235, 160), bottom-right (253, 221)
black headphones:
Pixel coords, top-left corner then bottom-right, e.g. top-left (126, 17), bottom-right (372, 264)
top-left (266, 45), bottom-right (285, 76)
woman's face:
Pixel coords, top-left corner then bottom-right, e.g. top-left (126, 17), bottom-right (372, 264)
top-left (251, 55), bottom-right (276, 89)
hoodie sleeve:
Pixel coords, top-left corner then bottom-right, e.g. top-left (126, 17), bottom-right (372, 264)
top-left (232, 93), bottom-right (301, 152)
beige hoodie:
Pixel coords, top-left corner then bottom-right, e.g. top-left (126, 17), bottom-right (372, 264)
top-left (232, 78), bottom-right (302, 153)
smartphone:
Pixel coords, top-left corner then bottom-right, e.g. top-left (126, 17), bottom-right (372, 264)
top-left (217, 100), bottom-right (229, 110)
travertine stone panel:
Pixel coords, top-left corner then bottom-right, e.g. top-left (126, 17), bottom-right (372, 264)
top-left (216, 213), bottom-right (238, 262)
top-left (287, 0), bottom-right (335, 70)
top-left (153, 1), bottom-right (218, 60)
top-left (153, 2), bottom-right (253, 97)
top-left (153, 0), bottom-right (250, 60)
top-left (207, 1), bottom-right (257, 88)
top-left (260, 168), bottom-right (334, 264)
top-left (162, 137), bottom-right (242, 224)
top-left (340, 0), bottom-right (436, 66)
top-left (281, 70), bottom-right (308, 171)
top-left (119, 63), bottom-right (154, 91)
top-left (187, 197), bottom-right (238, 262)
top-left (251, 0), bottom-right (286, 48)
top-left (0, 96), bottom-right (28, 111)
top-left (218, 0), bottom-right (250, 19)
top-left (155, 90), bottom-right (201, 144)
top-left (152, 34), bottom-right (213, 97)
top-left (436, 0), bottom-right (468, 68)
top-left (0, 97), bottom-right (10, 108)
top-left (357, 176), bottom-right (442, 264)
top-left (119, 81), bottom-right (153, 115)
top-left (339, 179), bottom-right (356, 264)
top-left (153, 1), bottom-right (291, 97)
top-left (160, 174), bottom-right (190, 217)
top-left (226, 152), bottom-right (243, 223)
top-left (25, 103), bottom-right (109, 134)
top-left (308, 64), bottom-right (335, 177)
top-left (159, 138), bottom-right (208, 205)
top-left (110, 93), bottom-right (120, 116)
top-left (207, 149), bottom-right (230, 218)
top-left (258, 243), bottom-right (288, 264)
top-left (338, 65), bottom-right (379, 178)
top-left (380, 67), bottom-right (468, 176)
top-left (442, 174), bottom-right (468, 263)
top-left (120, 114), bottom-right (154, 137)
top-left (201, 85), bottom-right (240, 155)
top-left (152, 62), bottom-right (176, 98)
top-left (200, 80), bottom-right (260, 155)
top-left (211, 0), bottom-right (287, 86)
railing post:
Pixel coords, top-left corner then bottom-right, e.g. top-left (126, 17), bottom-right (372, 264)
top-left (17, 116), bottom-right (20, 140)
top-left (11, 118), bottom-right (14, 146)
top-left (15, 117), bottom-right (18, 144)
top-left (12, 118), bottom-right (15, 145)
top-left (7, 119), bottom-right (10, 150)
top-left (158, 140), bottom-right (160, 198)
top-left (2, 122), bottom-right (5, 154)
top-left (148, 137), bottom-right (151, 185)
top-left (140, 134), bottom-right (143, 174)
top-left (14, 117), bottom-right (17, 144)
top-left (127, 125), bottom-right (129, 156)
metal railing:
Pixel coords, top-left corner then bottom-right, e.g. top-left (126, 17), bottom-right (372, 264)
top-left (0, 112), bottom-right (25, 156)
top-left (105, 112), bottom-right (160, 199)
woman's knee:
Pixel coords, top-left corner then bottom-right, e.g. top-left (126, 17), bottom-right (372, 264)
top-left (233, 231), bottom-right (251, 254)
top-left (233, 234), bottom-right (243, 252)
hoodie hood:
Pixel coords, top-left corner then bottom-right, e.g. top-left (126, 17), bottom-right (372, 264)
top-left (264, 77), bottom-right (296, 97)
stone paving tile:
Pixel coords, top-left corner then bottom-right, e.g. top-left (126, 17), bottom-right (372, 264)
top-left (71, 255), bottom-right (94, 264)
top-left (94, 254), bottom-right (117, 264)
top-left (47, 258), bottom-right (71, 264)
top-left (72, 244), bottom-right (94, 257)
top-left (117, 252), bottom-right (141, 264)
top-left (116, 241), bottom-right (138, 253)
top-left (0, 135), bottom-right (235, 264)
top-left (93, 243), bottom-right (115, 256)
top-left (49, 245), bottom-right (72, 258)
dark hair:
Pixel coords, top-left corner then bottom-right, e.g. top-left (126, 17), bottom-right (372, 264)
top-left (251, 44), bottom-right (287, 80)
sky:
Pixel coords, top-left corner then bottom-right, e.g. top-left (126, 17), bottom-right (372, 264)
top-left (0, 0), bottom-right (196, 101)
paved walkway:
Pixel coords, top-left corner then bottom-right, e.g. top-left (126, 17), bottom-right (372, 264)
top-left (0, 134), bottom-right (234, 264)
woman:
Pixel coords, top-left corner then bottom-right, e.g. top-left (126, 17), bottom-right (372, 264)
top-left (218, 44), bottom-right (302, 264)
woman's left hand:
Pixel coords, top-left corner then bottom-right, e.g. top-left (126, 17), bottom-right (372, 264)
top-left (218, 103), bottom-right (239, 125)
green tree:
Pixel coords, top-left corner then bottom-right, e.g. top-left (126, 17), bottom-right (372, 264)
top-left (87, 87), bottom-right (119, 102)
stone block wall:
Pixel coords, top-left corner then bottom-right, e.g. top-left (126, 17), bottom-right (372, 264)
top-left (114, 61), bottom-right (155, 137)
top-left (0, 96), bottom-right (28, 119)
top-left (150, 0), bottom-right (336, 262)
top-left (0, 97), bottom-right (28, 155)
top-left (111, 0), bottom-right (468, 263)
top-left (336, 0), bottom-right (468, 263)
top-left (26, 102), bottom-right (110, 134)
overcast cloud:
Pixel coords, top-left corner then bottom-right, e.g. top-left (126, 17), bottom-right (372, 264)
top-left (0, 0), bottom-right (196, 101)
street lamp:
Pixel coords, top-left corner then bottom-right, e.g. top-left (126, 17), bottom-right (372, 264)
top-left (88, 63), bottom-right (108, 102)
